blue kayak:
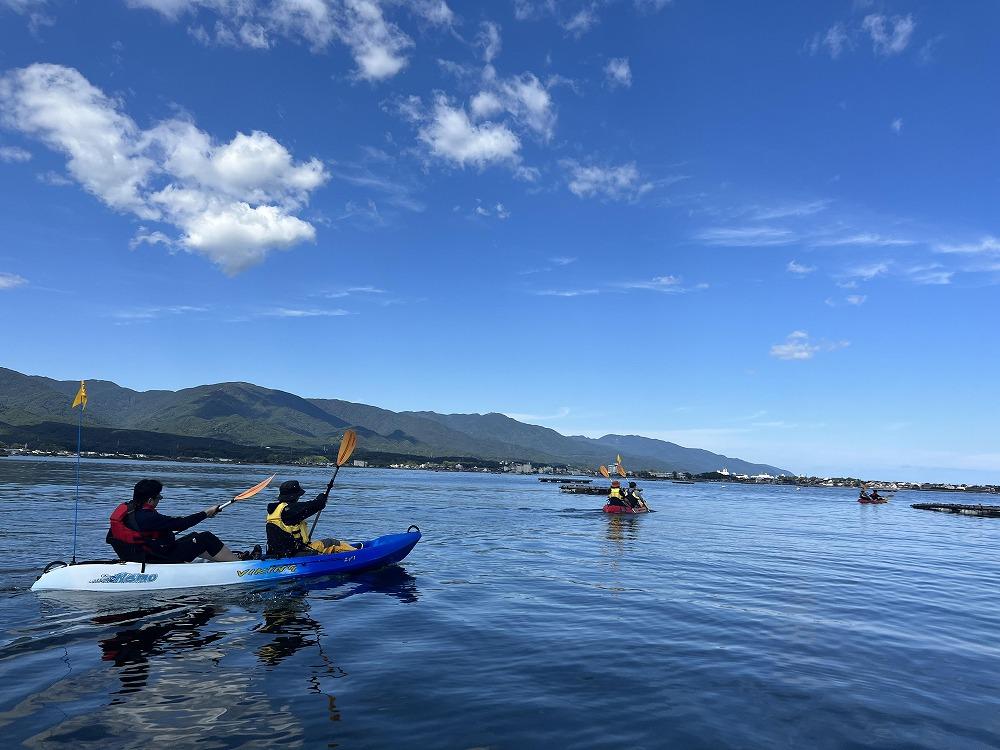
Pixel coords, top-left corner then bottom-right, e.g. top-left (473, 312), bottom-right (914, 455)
top-left (31, 528), bottom-right (422, 592)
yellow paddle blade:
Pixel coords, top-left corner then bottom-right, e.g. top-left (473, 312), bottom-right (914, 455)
top-left (599, 465), bottom-right (610, 479)
top-left (337, 429), bottom-right (358, 466)
top-left (616, 454), bottom-right (622, 465)
top-left (233, 474), bottom-right (276, 502)
top-left (617, 464), bottom-right (627, 478)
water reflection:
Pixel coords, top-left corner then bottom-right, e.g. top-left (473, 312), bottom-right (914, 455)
top-left (95, 602), bottom-right (221, 697)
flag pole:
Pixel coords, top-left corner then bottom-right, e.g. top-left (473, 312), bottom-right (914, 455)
top-left (72, 399), bottom-right (81, 564)
top-left (70, 380), bottom-right (87, 565)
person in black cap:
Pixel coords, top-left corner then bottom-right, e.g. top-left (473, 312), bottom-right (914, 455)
top-left (264, 480), bottom-right (356, 559)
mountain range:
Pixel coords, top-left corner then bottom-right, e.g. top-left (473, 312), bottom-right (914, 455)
top-left (0, 367), bottom-right (791, 475)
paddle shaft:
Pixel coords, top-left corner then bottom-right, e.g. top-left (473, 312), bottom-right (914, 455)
top-left (309, 465), bottom-right (341, 537)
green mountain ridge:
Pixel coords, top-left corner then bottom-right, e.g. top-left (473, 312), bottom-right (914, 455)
top-left (0, 367), bottom-right (791, 475)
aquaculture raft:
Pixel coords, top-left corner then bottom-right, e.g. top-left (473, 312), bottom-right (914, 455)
top-left (911, 503), bottom-right (1000, 518)
top-left (559, 484), bottom-right (609, 495)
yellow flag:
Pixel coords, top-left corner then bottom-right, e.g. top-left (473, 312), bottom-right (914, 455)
top-left (72, 380), bottom-right (87, 410)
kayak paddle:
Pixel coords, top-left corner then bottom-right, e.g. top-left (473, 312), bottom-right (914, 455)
top-left (216, 474), bottom-right (277, 512)
top-left (309, 429), bottom-right (358, 537)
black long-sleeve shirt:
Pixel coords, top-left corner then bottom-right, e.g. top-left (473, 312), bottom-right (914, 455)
top-left (108, 507), bottom-right (209, 561)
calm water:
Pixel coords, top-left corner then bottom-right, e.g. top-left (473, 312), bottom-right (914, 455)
top-left (1, 457), bottom-right (998, 749)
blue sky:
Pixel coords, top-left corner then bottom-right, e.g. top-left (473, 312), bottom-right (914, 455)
top-left (1, 0), bottom-right (998, 482)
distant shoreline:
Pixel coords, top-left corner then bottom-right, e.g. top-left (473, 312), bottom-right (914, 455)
top-left (3, 451), bottom-right (996, 494)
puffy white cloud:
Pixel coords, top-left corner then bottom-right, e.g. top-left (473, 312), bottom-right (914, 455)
top-left (563, 160), bottom-right (651, 201)
top-left (470, 90), bottom-right (503, 119)
top-left (0, 272), bottom-right (27, 289)
top-left (770, 331), bottom-right (849, 361)
top-left (0, 63), bottom-right (328, 273)
top-left (891, 117), bottom-right (903, 133)
top-left (496, 73), bottom-right (554, 139)
top-left (862, 14), bottom-right (915, 56)
top-left (418, 95), bottom-right (521, 167)
top-left (845, 294), bottom-right (866, 305)
top-left (0, 145), bottom-right (31, 162)
top-left (604, 57), bottom-right (632, 88)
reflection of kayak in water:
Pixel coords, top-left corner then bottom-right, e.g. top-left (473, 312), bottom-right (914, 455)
top-left (31, 529), bottom-right (421, 592)
top-left (603, 504), bottom-right (650, 514)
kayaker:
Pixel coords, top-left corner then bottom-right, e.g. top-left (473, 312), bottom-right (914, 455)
top-left (870, 489), bottom-right (884, 502)
top-left (107, 479), bottom-right (250, 563)
top-left (265, 480), bottom-right (357, 559)
top-left (625, 481), bottom-right (645, 509)
top-left (859, 488), bottom-right (871, 501)
top-left (607, 480), bottom-right (626, 508)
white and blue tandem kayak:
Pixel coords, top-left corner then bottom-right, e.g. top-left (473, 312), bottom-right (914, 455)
top-left (31, 528), bottom-right (421, 592)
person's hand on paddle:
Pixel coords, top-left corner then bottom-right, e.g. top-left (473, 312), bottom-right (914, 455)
top-left (204, 504), bottom-right (221, 518)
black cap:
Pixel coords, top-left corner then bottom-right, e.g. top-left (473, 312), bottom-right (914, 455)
top-left (278, 480), bottom-right (306, 500)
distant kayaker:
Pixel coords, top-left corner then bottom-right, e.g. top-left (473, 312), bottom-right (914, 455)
top-left (870, 489), bottom-right (884, 502)
top-left (607, 480), bottom-right (625, 508)
top-left (107, 479), bottom-right (248, 563)
top-left (625, 481), bottom-right (645, 509)
top-left (265, 480), bottom-right (357, 559)
top-left (859, 488), bottom-right (871, 501)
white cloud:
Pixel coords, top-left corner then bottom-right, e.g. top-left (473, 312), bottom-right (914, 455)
top-left (113, 304), bottom-right (207, 320)
top-left (0, 145), bottom-right (31, 162)
top-left (563, 6), bottom-right (598, 36)
top-left (126, 0), bottom-right (453, 81)
top-left (262, 307), bottom-right (352, 317)
top-left (563, 160), bottom-right (651, 201)
top-left (418, 95), bottom-right (521, 167)
top-left (808, 23), bottom-right (850, 59)
top-left (129, 227), bottom-right (174, 249)
top-left (469, 90), bottom-right (503, 118)
top-left (936, 236), bottom-right (1000, 254)
top-left (770, 330), bottom-right (849, 361)
top-left (844, 261), bottom-right (890, 280)
top-left (550, 256), bottom-right (576, 266)
top-left (495, 73), bottom-right (555, 139)
top-left (695, 226), bottom-right (797, 246)
top-left (0, 272), bottom-right (27, 289)
top-left (905, 264), bottom-right (953, 285)
top-left (604, 57), bottom-right (632, 88)
top-left (813, 233), bottom-right (913, 247)
top-left (845, 294), bottom-right (866, 305)
top-left (471, 199), bottom-right (510, 219)
top-left (620, 275), bottom-right (708, 293)
top-left (478, 20), bottom-right (501, 63)
top-left (862, 14), bottom-right (915, 56)
top-left (534, 288), bottom-right (599, 297)
top-left (750, 199), bottom-right (830, 220)
top-left (787, 259), bottom-right (816, 275)
top-left (891, 117), bottom-right (903, 133)
top-left (0, 63), bottom-right (328, 273)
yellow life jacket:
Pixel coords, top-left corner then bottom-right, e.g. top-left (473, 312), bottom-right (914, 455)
top-left (608, 487), bottom-right (623, 501)
top-left (266, 502), bottom-right (311, 546)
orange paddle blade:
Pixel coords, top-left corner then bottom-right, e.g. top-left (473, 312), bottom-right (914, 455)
top-left (337, 429), bottom-right (358, 466)
top-left (599, 465), bottom-right (610, 479)
top-left (617, 464), bottom-right (627, 478)
top-left (233, 474), bottom-right (276, 502)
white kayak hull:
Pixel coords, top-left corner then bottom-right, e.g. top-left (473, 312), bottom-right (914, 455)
top-left (30, 530), bottom-right (420, 592)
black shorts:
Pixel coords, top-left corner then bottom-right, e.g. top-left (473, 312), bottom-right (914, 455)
top-left (155, 532), bottom-right (225, 563)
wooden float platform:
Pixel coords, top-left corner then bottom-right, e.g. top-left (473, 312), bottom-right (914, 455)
top-left (911, 502), bottom-right (1000, 518)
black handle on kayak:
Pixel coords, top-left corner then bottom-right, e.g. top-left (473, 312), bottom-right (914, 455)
top-left (407, 525), bottom-right (420, 533)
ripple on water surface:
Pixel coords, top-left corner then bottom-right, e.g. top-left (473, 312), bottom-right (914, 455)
top-left (1, 457), bottom-right (999, 748)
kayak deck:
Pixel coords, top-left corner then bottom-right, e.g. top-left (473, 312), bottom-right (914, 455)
top-left (603, 504), bottom-right (649, 514)
top-left (31, 529), bottom-right (420, 592)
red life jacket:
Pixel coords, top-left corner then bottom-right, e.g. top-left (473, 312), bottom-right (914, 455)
top-left (108, 503), bottom-right (164, 549)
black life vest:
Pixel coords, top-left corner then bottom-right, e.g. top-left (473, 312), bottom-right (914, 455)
top-left (108, 503), bottom-right (164, 549)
